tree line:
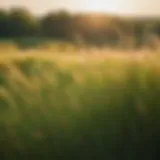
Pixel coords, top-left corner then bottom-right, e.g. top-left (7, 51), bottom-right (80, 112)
top-left (0, 7), bottom-right (160, 48)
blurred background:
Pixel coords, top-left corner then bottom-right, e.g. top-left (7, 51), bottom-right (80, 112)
top-left (0, 0), bottom-right (160, 50)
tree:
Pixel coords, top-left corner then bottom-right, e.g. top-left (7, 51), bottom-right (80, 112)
top-left (0, 9), bottom-right (10, 37)
top-left (40, 10), bottom-right (72, 39)
top-left (8, 7), bottom-right (39, 37)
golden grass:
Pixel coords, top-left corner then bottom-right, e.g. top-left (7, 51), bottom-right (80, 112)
top-left (0, 45), bottom-right (160, 159)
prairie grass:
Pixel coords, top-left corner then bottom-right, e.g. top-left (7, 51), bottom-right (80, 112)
top-left (0, 48), bottom-right (159, 159)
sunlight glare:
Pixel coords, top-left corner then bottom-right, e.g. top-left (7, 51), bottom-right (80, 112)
top-left (83, 0), bottom-right (121, 13)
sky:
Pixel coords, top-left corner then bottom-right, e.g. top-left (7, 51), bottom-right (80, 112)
top-left (0, 0), bottom-right (160, 17)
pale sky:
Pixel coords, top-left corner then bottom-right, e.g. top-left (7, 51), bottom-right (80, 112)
top-left (0, 0), bottom-right (160, 16)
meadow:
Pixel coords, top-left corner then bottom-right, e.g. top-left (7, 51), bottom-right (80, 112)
top-left (0, 42), bottom-right (160, 159)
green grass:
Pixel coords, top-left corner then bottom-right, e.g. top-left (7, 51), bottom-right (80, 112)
top-left (0, 53), bottom-right (159, 159)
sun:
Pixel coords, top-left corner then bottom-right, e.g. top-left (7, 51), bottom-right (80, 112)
top-left (82, 0), bottom-right (120, 13)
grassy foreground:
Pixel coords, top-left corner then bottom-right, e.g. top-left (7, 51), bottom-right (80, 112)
top-left (0, 52), bottom-right (160, 159)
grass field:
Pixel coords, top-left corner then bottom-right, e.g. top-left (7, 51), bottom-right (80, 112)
top-left (0, 44), bottom-right (160, 159)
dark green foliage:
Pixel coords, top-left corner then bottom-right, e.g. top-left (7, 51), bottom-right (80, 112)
top-left (0, 7), bottom-right (160, 49)
top-left (0, 8), bottom-right (39, 38)
top-left (0, 9), bottom-right (10, 37)
top-left (40, 10), bottom-right (73, 39)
